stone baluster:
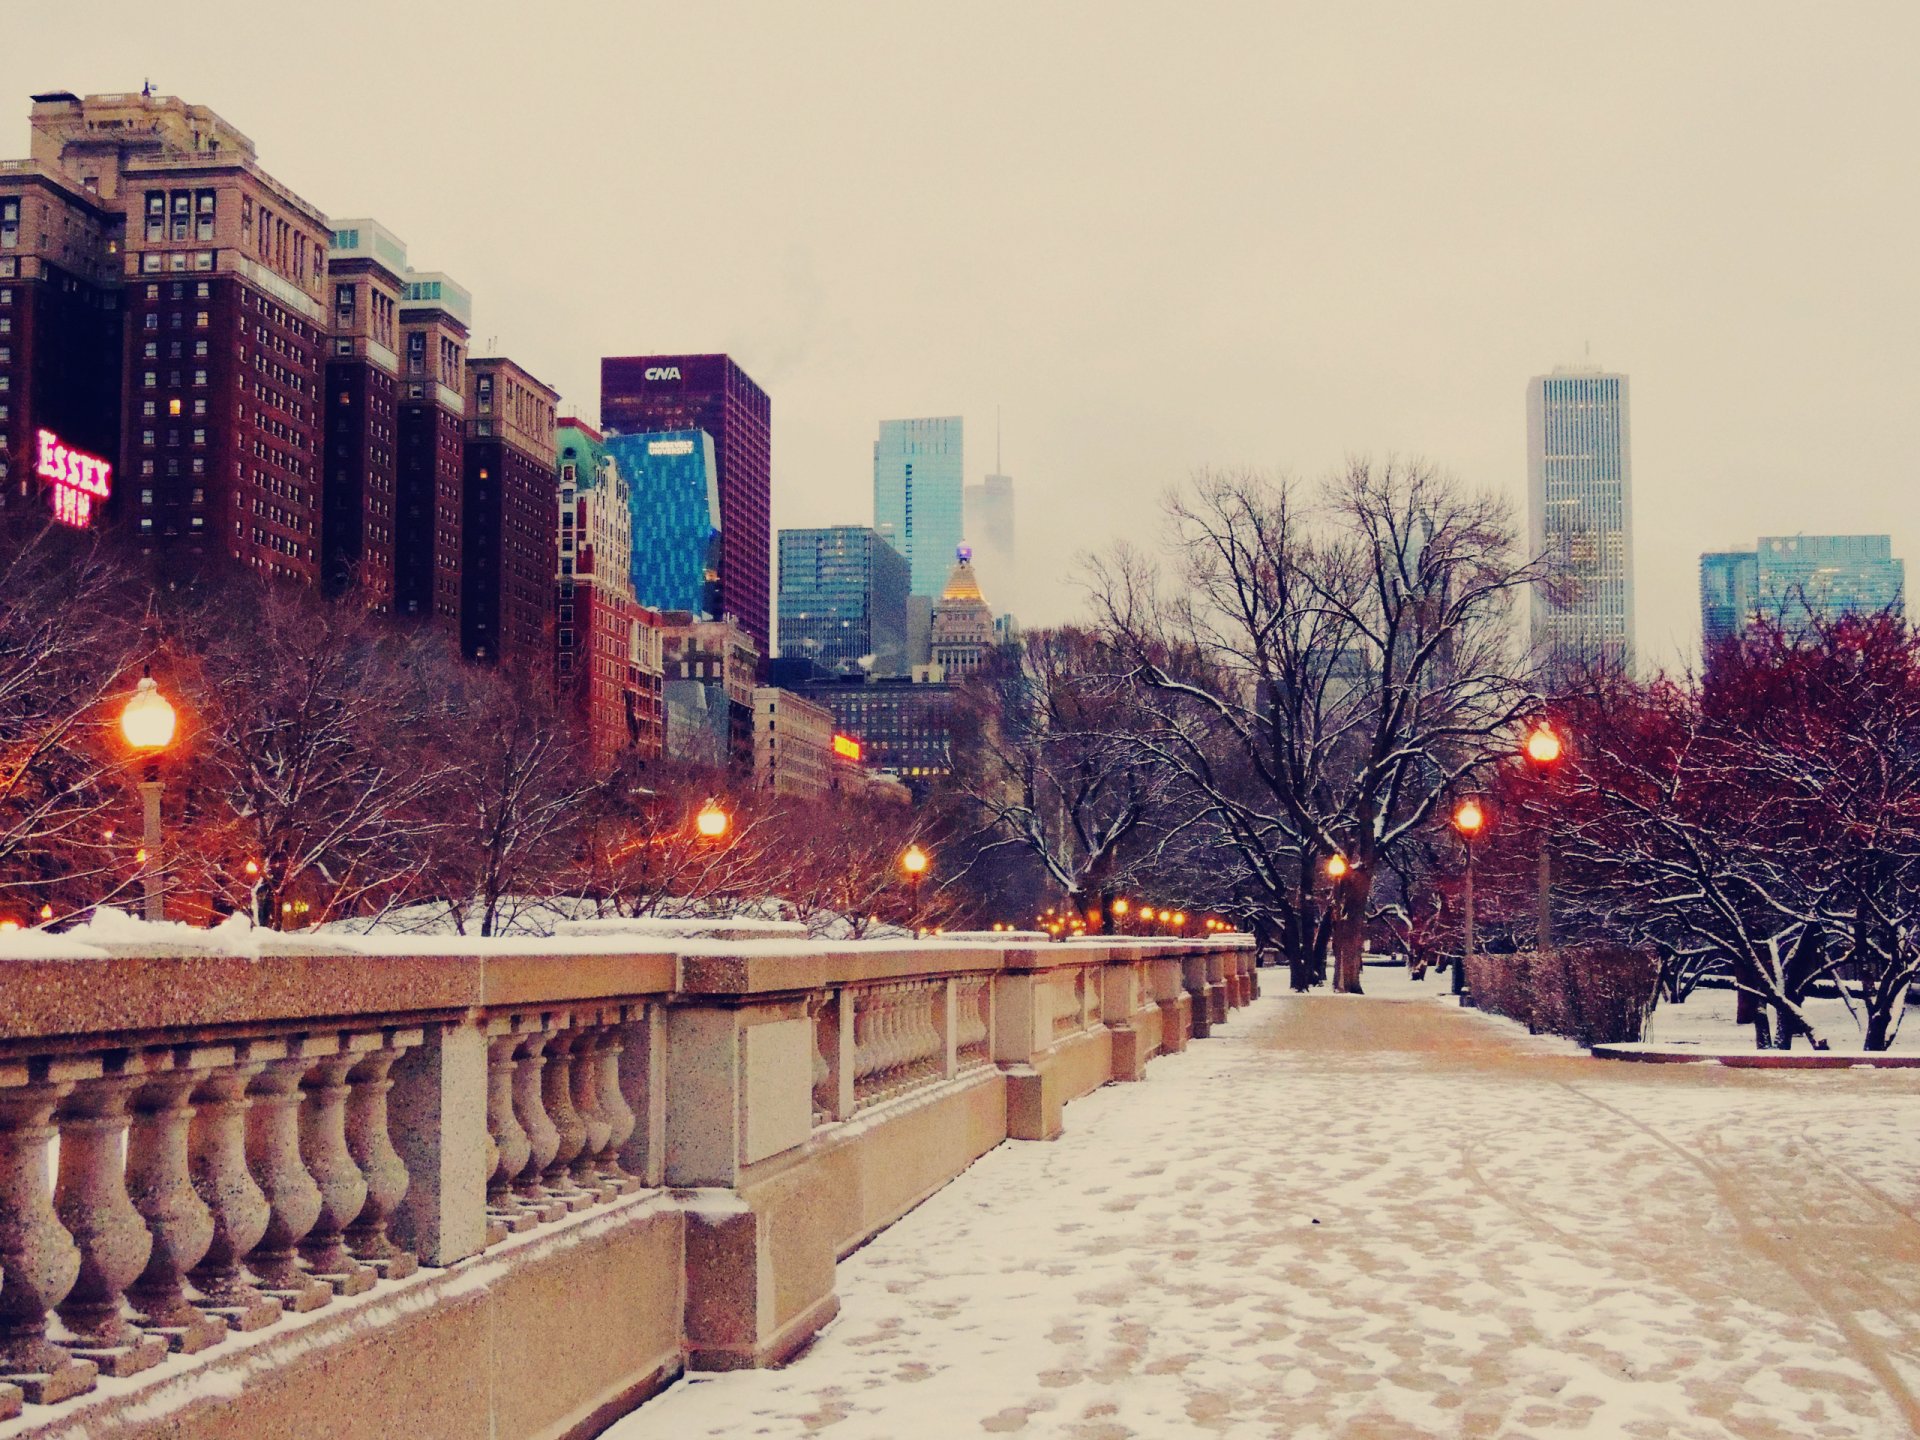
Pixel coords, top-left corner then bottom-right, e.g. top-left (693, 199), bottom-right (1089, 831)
top-left (244, 1049), bottom-right (333, 1312)
top-left (53, 1067), bottom-right (170, 1377)
top-left (592, 1022), bottom-right (642, 1195)
top-left (343, 1032), bottom-right (422, 1280)
top-left (539, 1027), bottom-right (594, 1212)
top-left (510, 1032), bottom-right (566, 1223)
top-left (810, 1001), bottom-right (832, 1120)
top-left (485, 1031), bottom-right (535, 1236)
top-left (0, 1069), bottom-right (97, 1404)
top-left (297, 1045), bottom-right (378, 1296)
top-left (872, 987), bottom-right (898, 1097)
top-left (124, 1052), bottom-right (227, 1354)
top-left (570, 1022), bottom-right (631, 1200)
top-left (186, 1054), bottom-right (281, 1331)
top-left (295, 1044), bottom-right (378, 1305)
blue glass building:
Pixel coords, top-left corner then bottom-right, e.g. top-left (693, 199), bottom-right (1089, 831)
top-left (1700, 535), bottom-right (1904, 650)
top-left (778, 526), bottom-right (911, 675)
top-left (1699, 550), bottom-right (1758, 653)
top-left (603, 428), bottom-right (721, 617)
top-left (873, 417), bottom-right (964, 599)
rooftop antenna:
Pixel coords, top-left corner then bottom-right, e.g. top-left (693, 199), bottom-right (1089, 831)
top-left (141, 78), bottom-right (154, 99)
top-left (995, 405), bottom-right (1002, 473)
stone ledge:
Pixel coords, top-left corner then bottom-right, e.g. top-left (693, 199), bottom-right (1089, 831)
top-left (1589, 1044), bottom-right (1920, 1069)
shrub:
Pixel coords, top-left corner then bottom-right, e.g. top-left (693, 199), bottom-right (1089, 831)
top-left (1464, 944), bottom-right (1659, 1045)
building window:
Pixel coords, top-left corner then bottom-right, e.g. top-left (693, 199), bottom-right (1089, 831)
top-left (142, 401), bottom-right (156, 418)
top-left (194, 369), bottom-right (207, 386)
top-left (195, 311), bottom-right (209, 328)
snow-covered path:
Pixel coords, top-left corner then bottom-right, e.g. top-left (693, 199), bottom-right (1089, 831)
top-left (611, 980), bottom-right (1920, 1439)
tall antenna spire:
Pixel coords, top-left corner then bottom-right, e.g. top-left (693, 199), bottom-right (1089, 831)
top-left (995, 405), bottom-right (1002, 473)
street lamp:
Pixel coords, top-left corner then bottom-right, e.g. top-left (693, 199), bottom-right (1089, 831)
top-left (120, 672), bottom-right (177, 923)
top-left (1326, 853), bottom-right (1349, 880)
top-left (695, 801), bottom-right (730, 841)
top-left (1112, 897), bottom-right (1130, 934)
top-left (901, 843), bottom-right (929, 931)
top-left (1522, 721), bottom-right (1565, 951)
top-left (1451, 798), bottom-right (1485, 1000)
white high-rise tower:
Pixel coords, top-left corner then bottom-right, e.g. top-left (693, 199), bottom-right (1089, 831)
top-left (1527, 366), bottom-right (1634, 678)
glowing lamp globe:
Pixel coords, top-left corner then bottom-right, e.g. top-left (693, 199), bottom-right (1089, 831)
top-left (1453, 799), bottom-right (1486, 837)
top-left (695, 802), bottom-right (730, 840)
top-left (1326, 854), bottom-right (1349, 879)
top-left (901, 844), bottom-right (930, 876)
top-left (1524, 724), bottom-right (1564, 766)
top-left (120, 676), bottom-right (177, 752)
top-left (1112, 898), bottom-right (1130, 917)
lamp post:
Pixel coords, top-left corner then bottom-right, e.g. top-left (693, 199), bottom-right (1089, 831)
top-left (1112, 896), bottom-right (1130, 934)
top-left (901, 843), bottom-right (929, 932)
top-left (1522, 722), bottom-right (1564, 951)
top-left (695, 801), bottom-right (730, 842)
top-left (1451, 798), bottom-right (1485, 1000)
top-left (120, 672), bottom-right (178, 922)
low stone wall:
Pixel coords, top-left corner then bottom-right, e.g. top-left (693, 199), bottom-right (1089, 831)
top-left (0, 930), bottom-right (1255, 1438)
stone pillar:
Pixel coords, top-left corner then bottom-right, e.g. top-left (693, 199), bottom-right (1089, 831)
top-left (343, 1033), bottom-right (421, 1279)
top-left (186, 1052), bottom-right (281, 1332)
top-left (124, 1053), bottom-right (228, 1353)
top-left (388, 1018), bottom-right (488, 1267)
top-left (298, 1046), bottom-right (378, 1296)
top-left (244, 1050), bottom-right (333, 1312)
top-left (53, 1069), bottom-right (170, 1376)
top-left (511, 1032), bottom-right (567, 1223)
top-left (1151, 958), bottom-right (1191, 1055)
top-left (0, 1071), bottom-right (98, 1403)
top-left (1183, 955), bottom-right (1213, 1039)
top-left (616, 1005), bottom-right (666, 1188)
top-left (538, 1027), bottom-right (594, 1211)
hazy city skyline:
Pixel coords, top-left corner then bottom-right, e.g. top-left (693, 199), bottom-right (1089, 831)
top-left (9, 1), bottom-right (1916, 671)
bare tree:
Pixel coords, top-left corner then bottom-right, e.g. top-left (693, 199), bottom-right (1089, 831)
top-left (0, 518), bottom-right (151, 921)
top-left (948, 628), bottom-right (1178, 926)
top-left (174, 585), bottom-right (452, 928)
top-left (1091, 461), bottom-right (1544, 991)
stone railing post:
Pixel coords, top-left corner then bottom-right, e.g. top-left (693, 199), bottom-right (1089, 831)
top-left (1205, 952), bottom-right (1230, 1023)
top-left (344, 1030), bottom-right (423, 1279)
top-left (298, 1043), bottom-right (379, 1296)
top-left (53, 1064), bottom-right (170, 1377)
top-left (125, 1048), bottom-right (229, 1354)
top-left (1102, 958), bottom-right (1146, 1082)
top-left (1182, 954), bottom-right (1213, 1039)
top-left (244, 1045), bottom-right (334, 1313)
top-left (615, 1004), bottom-right (666, 1188)
top-left (186, 1049), bottom-right (281, 1332)
top-left (0, 1066), bottom-right (98, 1404)
top-left (1150, 957), bottom-right (1192, 1055)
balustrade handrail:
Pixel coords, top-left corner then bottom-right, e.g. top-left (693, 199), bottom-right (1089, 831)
top-left (0, 930), bottom-right (1252, 1423)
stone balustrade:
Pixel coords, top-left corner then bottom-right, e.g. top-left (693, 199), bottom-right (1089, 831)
top-left (0, 930), bottom-right (1255, 1439)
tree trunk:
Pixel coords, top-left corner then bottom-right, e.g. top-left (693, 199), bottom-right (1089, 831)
top-left (1863, 998), bottom-right (1893, 1053)
top-left (1330, 870), bottom-right (1371, 994)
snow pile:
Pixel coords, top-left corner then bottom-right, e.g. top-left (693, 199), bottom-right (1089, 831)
top-left (611, 990), bottom-right (1920, 1440)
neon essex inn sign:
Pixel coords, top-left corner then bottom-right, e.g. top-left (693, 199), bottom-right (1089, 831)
top-left (36, 428), bottom-right (113, 529)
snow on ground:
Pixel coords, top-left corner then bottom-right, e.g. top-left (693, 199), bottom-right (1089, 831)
top-left (612, 980), bottom-right (1920, 1440)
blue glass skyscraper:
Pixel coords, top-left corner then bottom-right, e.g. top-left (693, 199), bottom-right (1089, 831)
top-left (1699, 550), bottom-right (1758, 652)
top-left (778, 526), bottom-right (912, 676)
top-left (874, 417), bottom-right (964, 599)
top-left (603, 429), bottom-right (721, 617)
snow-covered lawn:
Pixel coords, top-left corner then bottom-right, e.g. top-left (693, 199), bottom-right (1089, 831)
top-left (613, 981), bottom-right (1920, 1439)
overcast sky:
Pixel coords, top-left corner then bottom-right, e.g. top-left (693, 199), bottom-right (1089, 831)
top-left (10, 1), bottom-right (1916, 670)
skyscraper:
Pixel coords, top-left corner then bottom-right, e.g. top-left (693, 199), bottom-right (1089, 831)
top-left (393, 270), bottom-right (471, 626)
top-left (1, 91), bottom-right (333, 582)
top-left (964, 470), bottom-right (1015, 607)
top-left (462, 356), bottom-right (558, 667)
top-left (930, 544), bottom-right (995, 679)
top-left (1527, 366), bottom-right (1634, 677)
top-left (603, 429), bottom-right (721, 618)
top-left (1699, 549), bottom-right (1758, 653)
top-left (322, 219), bottom-right (406, 607)
top-left (600, 354), bottom-right (771, 652)
top-left (1702, 535), bottom-right (1905, 650)
top-left (778, 525), bottom-right (911, 676)
top-left (874, 416), bottom-right (964, 600)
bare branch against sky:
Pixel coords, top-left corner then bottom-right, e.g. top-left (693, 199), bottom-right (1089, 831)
top-left (8, 1), bottom-right (1915, 671)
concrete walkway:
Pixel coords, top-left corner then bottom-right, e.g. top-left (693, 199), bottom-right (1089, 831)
top-left (611, 980), bottom-right (1920, 1439)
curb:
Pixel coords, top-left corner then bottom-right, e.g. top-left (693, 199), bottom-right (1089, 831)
top-left (1588, 1044), bottom-right (1920, 1069)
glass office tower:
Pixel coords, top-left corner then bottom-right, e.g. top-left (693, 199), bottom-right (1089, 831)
top-left (778, 526), bottom-right (911, 676)
top-left (874, 417), bottom-right (964, 599)
top-left (603, 429), bottom-right (721, 617)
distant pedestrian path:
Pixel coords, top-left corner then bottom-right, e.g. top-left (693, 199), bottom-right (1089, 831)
top-left (613, 986), bottom-right (1920, 1439)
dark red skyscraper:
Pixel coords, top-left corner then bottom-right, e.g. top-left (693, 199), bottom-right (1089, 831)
top-left (600, 353), bottom-right (770, 653)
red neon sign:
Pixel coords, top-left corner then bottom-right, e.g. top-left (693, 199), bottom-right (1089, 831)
top-left (832, 734), bottom-right (862, 762)
top-left (37, 429), bottom-right (112, 530)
